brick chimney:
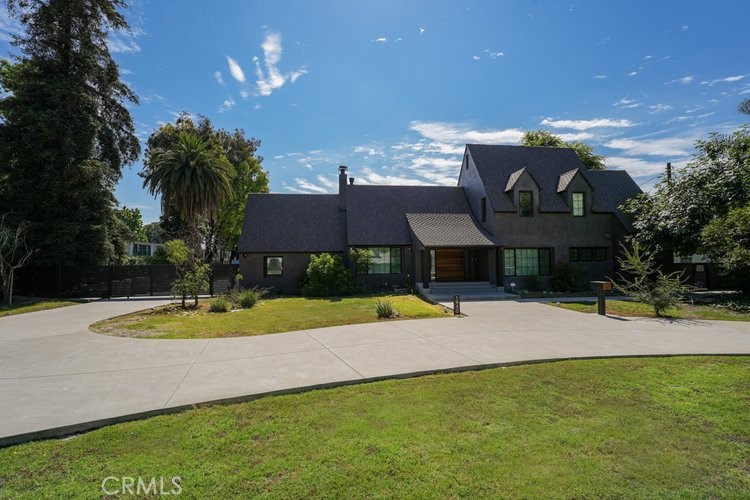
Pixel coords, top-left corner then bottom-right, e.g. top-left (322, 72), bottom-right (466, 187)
top-left (338, 165), bottom-right (348, 211)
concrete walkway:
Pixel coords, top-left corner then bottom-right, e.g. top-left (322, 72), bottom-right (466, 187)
top-left (1, 298), bottom-right (749, 446)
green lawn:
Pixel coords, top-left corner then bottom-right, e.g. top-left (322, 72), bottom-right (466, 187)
top-left (550, 299), bottom-right (750, 321)
top-left (0, 296), bottom-right (80, 317)
top-left (91, 294), bottom-right (451, 339)
top-left (1, 357), bottom-right (748, 497)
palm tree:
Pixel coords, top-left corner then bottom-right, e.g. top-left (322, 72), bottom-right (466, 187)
top-left (143, 132), bottom-right (232, 256)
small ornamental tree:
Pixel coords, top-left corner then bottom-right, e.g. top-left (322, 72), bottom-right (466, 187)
top-left (164, 239), bottom-right (190, 307)
top-left (613, 241), bottom-right (691, 317)
top-left (349, 248), bottom-right (374, 274)
top-left (302, 253), bottom-right (353, 297)
top-left (0, 215), bottom-right (35, 307)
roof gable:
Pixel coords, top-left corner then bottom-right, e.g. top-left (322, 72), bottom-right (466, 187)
top-left (406, 213), bottom-right (497, 248)
top-left (466, 144), bottom-right (641, 215)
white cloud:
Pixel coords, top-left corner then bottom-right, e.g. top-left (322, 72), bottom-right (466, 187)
top-left (592, 74), bottom-right (608, 79)
top-left (681, 25), bottom-right (689, 30)
top-left (290, 68), bottom-right (308, 83)
top-left (316, 175), bottom-right (337, 190)
top-left (293, 177), bottom-right (328, 194)
top-left (648, 103), bottom-right (672, 113)
top-left (540, 117), bottom-right (635, 130)
top-left (107, 35), bottom-right (141, 54)
top-left (627, 71), bottom-right (638, 77)
top-left (557, 132), bottom-right (594, 142)
top-left (219, 98), bottom-right (235, 113)
top-left (419, 27), bottom-right (425, 34)
top-left (604, 136), bottom-right (695, 157)
top-left (226, 56), bottom-right (246, 83)
top-left (410, 121), bottom-right (524, 144)
top-left (484, 49), bottom-right (504, 59)
top-left (606, 156), bottom-right (683, 177)
top-left (253, 32), bottom-right (308, 96)
top-left (665, 75), bottom-right (693, 86)
top-left (214, 71), bottom-right (225, 86)
top-left (472, 55), bottom-right (480, 61)
top-left (700, 74), bottom-right (747, 86)
top-left (613, 98), bottom-right (641, 108)
top-left (358, 168), bottom-right (427, 186)
top-left (0, 8), bottom-right (23, 42)
top-left (373, 37), bottom-right (387, 43)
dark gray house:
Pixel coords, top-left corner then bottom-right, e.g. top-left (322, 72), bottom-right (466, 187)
top-left (238, 144), bottom-right (642, 293)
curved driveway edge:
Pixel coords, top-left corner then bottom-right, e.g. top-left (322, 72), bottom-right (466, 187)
top-left (1, 298), bottom-right (749, 447)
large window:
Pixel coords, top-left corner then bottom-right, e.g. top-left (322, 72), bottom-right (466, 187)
top-left (132, 244), bottom-right (151, 256)
top-left (264, 256), bottom-right (283, 276)
top-left (364, 247), bottom-right (402, 274)
top-left (569, 247), bottom-right (607, 262)
top-left (504, 248), bottom-right (551, 276)
top-left (572, 192), bottom-right (585, 217)
top-left (518, 191), bottom-right (533, 217)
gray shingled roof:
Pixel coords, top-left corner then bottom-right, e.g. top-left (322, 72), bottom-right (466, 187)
top-left (557, 168), bottom-right (579, 192)
top-left (346, 185), bottom-right (472, 245)
top-left (406, 213), bottom-right (497, 248)
top-left (467, 144), bottom-right (641, 215)
top-left (505, 167), bottom-right (527, 192)
top-left (238, 194), bottom-right (347, 252)
top-left (468, 144), bottom-right (586, 212)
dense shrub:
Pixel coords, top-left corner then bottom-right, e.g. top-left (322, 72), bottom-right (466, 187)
top-left (208, 296), bottom-right (230, 313)
top-left (302, 253), bottom-right (354, 297)
top-left (552, 262), bottom-right (578, 292)
top-left (375, 299), bottom-right (399, 319)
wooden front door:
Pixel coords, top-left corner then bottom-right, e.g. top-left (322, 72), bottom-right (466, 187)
top-left (435, 249), bottom-right (465, 281)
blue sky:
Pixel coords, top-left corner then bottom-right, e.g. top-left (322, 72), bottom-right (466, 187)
top-left (2, 0), bottom-right (749, 222)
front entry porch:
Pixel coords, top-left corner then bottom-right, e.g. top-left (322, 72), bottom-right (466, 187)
top-left (417, 247), bottom-right (498, 288)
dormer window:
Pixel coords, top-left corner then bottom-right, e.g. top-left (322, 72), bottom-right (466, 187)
top-left (519, 191), bottom-right (533, 217)
top-left (572, 192), bottom-right (585, 217)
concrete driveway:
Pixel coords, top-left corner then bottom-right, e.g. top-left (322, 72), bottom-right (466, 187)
top-left (1, 298), bottom-right (749, 446)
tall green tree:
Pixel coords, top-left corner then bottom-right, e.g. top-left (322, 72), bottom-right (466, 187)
top-left (700, 203), bottom-right (750, 293)
top-left (0, 0), bottom-right (139, 265)
top-left (142, 113), bottom-right (268, 260)
top-left (115, 206), bottom-right (147, 242)
top-left (739, 99), bottom-right (750, 115)
top-left (142, 132), bottom-right (233, 256)
top-left (520, 130), bottom-right (606, 170)
top-left (624, 126), bottom-right (750, 257)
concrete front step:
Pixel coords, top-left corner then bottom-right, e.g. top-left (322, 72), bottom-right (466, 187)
top-left (416, 283), bottom-right (517, 302)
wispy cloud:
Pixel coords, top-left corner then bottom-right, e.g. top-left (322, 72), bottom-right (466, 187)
top-left (607, 156), bottom-right (684, 177)
top-left (107, 34), bottom-right (141, 54)
top-left (483, 49), bottom-right (504, 59)
top-left (627, 71), bottom-right (638, 77)
top-left (293, 177), bottom-right (328, 194)
top-left (226, 56), bottom-right (246, 83)
top-left (0, 8), bottom-right (23, 42)
top-left (214, 71), bottom-right (225, 86)
top-left (410, 120), bottom-right (524, 144)
top-left (665, 75), bottom-right (693, 86)
top-left (592, 74), bottom-right (608, 79)
top-left (604, 136), bottom-right (696, 157)
top-left (253, 32), bottom-right (308, 96)
top-left (613, 98), bottom-right (641, 108)
top-left (472, 55), bottom-right (480, 61)
top-left (700, 74), bottom-right (747, 86)
top-left (373, 37), bottom-right (387, 43)
top-left (540, 117), bottom-right (635, 130)
top-left (648, 103), bottom-right (672, 113)
top-left (219, 98), bottom-right (235, 113)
